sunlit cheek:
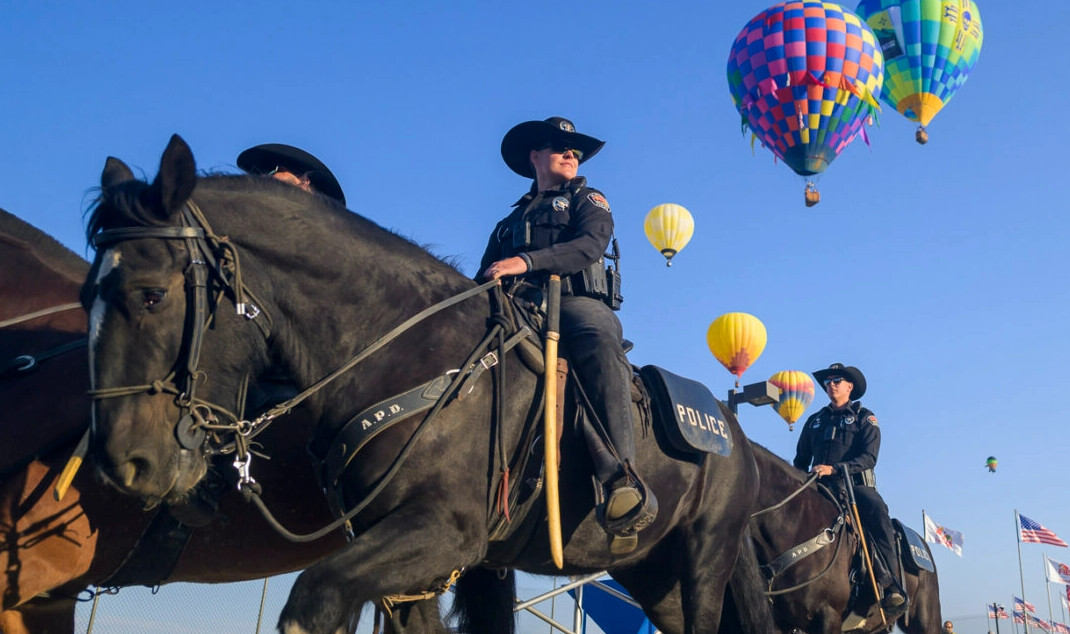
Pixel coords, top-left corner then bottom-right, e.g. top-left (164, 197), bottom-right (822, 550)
top-left (88, 249), bottom-right (122, 431)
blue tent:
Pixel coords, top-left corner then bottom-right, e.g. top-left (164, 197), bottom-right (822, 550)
top-left (568, 578), bottom-right (656, 634)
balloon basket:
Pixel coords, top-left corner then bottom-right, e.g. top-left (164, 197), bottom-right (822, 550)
top-left (804, 182), bottom-right (820, 207)
top-left (915, 126), bottom-right (929, 145)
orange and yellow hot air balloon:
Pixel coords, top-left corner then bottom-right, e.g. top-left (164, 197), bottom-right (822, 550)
top-left (769, 370), bottom-right (816, 431)
top-left (706, 312), bottom-right (767, 387)
top-left (644, 203), bottom-right (694, 267)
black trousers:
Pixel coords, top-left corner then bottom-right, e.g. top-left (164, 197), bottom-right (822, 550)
top-left (559, 295), bottom-right (633, 483)
top-left (854, 486), bottom-right (898, 587)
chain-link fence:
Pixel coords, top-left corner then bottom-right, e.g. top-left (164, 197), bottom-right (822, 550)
top-left (68, 573), bottom-right (615, 634)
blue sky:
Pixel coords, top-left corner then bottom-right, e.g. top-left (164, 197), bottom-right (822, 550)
top-left (3, 2), bottom-right (1067, 632)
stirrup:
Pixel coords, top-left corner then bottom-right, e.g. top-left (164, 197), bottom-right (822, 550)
top-left (599, 472), bottom-right (658, 540)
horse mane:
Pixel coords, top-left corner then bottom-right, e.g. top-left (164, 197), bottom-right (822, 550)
top-left (86, 173), bottom-right (465, 275)
top-left (0, 207), bottom-right (89, 281)
top-left (753, 442), bottom-right (809, 486)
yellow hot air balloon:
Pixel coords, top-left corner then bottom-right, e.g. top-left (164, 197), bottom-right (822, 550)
top-left (769, 370), bottom-right (816, 431)
top-left (644, 203), bottom-right (694, 267)
top-left (706, 312), bottom-right (767, 387)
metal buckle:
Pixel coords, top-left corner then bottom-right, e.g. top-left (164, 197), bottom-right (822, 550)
top-left (236, 303), bottom-right (261, 320)
top-left (479, 351), bottom-right (499, 370)
top-left (13, 355), bottom-right (35, 372)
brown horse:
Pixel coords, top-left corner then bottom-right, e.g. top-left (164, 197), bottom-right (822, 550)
top-left (0, 208), bottom-right (356, 633)
top-left (748, 443), bottom-right (942, 634)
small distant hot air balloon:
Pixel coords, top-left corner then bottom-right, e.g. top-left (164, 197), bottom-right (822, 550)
top-left (727, 1), bottom-right (885, 205)
top-left (707, 313), bottom-right (767, 387)
top-left (855, 0), bottom-right (983, 144)
top-left (985, 456), bottom-right (997, 473)
top-left (769, 370), bottom-right (815, 431)
top-left (644, 203), bottom-right (694, 267)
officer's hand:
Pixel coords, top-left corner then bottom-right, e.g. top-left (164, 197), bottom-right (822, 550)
top-left (482, 257), bottom-right (529, 280)
top-left (811, 464), bottom-right (834, 477)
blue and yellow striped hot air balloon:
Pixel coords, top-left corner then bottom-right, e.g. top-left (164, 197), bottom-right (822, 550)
top-left (727, 1), bottom-right (885, 206)
top-left (855, 0), bottom-right (982, 143)
top-left (769, 370), bottom-right (816, 431)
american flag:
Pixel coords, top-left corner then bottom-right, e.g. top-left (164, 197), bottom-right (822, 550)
top-left (1020, 513), bottom-right (1069, 547)
top-left (1054, 622), bottom-right (1070, 634)
top-left (1016, 596), bottom-right (1038, 613)
top-left (1015, 610), bottom-right (1026, 625)
top-left (989, 605), bottom-right (1010, 619)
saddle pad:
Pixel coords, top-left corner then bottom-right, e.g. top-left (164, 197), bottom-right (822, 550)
top-left (894, 519), bottom-right (936, 574)
top-left (639, 365), bottom-right (733, 456)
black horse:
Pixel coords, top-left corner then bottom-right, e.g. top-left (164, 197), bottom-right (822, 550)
top-left (81, 135), bottom-right (775, 634)
top-left (748, 444), bottom-right (942, 633)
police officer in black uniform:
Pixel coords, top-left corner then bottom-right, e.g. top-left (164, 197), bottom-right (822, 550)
top-left (237, 143), bottom-right (347, 205)
top-left (479, 117), bottom-right (657, 550)
top-left (794, 362), bottom-right (906, 610)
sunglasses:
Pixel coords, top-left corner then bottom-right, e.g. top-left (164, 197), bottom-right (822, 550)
top-left (537, 142), bottom-right (584, 161)
top-left (822, 377), bottom-right (846, 388)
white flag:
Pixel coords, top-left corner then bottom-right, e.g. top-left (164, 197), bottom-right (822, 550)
top-left (1047, 556), bottom-right (1070, 584)
top-left (924, 512), bottom-right (964, 556)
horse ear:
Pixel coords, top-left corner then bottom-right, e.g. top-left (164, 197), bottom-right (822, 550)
top-left (147, 134), bottom-right (197, 215)
top-left (101, 157), bottom-right (135, 191)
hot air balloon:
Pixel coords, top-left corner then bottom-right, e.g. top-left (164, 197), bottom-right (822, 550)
top-left (985, 456), bottom-right (997, 473)
top-left (644, 203), bottom-right (695, 267)
top-left (855, 0), bottom-right (982, 144)
top-left (769, 370), bottom-right (816, 431)
top-left (727, 1), bottom-right (885, 205)
top-left (707, 313), bottom-right (767, 387)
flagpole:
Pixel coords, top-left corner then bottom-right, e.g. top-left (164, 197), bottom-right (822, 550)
top-left (1017, 509), bottom-right (1032, 634)
top-left (1048, 555), bottom-right (1056, 628)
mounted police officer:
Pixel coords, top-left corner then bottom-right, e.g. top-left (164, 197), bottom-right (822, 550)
top-left (478, 116), bottom-right (657, 549)
top-left (237, 143), bottom-right (346, 205)
top-left (793, 362), bottom-right (905, 611)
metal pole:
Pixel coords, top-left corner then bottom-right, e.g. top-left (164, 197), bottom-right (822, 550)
top-left (255, 578), bottom-right (269, 634)
top-left (992, 602), bottom-right (1001, 634)
top-left (1015, 510), bottom-right (1031, 634)
top-left (573, 580), bottom-right (584, 634)
top-left (85, 589), bottom-right (102, 634)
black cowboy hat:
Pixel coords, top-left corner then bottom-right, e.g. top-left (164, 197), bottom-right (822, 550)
top-left (500, 117), bottom-right (605, 179)
top-left (237, 143), bottom-right (346, 205)
top-left (813, 363), bottom-right (867, 400)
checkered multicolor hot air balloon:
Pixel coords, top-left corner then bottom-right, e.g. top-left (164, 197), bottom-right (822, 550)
top-left (769, 370), bottom-right (816, 431)
top-left (727, 1), bottom-right (884, 205)
top-left (855, 0), bottom-right (983, 144)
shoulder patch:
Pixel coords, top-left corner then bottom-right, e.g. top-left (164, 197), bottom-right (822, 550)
top-left (867, 415), bottom-right (878, 427)
top-left (587, 192), bottom-right (610, 213)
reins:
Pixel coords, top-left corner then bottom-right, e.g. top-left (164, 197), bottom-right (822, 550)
top-left (1, 302), bottom-right (88, 380)
top-left (752, 472), bottom-right (851, 596)
top-left (0, 302), bottom-right (82, 329)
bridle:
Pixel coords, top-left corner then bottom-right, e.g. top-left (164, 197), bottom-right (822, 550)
top-left (88, 201), bottom-right (269, 461)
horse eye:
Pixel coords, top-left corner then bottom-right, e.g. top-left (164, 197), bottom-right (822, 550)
top-left (143, 289), bottom-right (167, 307)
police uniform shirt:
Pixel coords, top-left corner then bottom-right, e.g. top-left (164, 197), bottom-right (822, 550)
top-left (793, 402), bottom-right (880, 478)
top-left (478, 176), bottom-right (612, 278)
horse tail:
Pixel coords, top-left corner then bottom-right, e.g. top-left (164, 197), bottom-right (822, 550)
top-left (722, 524), bottom-right (778, 633)
top-left (450, 567), bottom-right (516, 634)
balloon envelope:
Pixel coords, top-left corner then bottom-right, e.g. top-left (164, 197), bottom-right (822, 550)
top-left (769, 370), bottom-right (816, 429)
top-left (727, 1), bottom-right (885, 176)
top-left (707, 313), bottom-right (767, 380)
top-left (855, 0), bottom-right (982, 127)
top-left (644, 203), bottom-right (695, 266)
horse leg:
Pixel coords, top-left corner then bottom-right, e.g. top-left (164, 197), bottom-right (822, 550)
top-left (0, 598), bottom-right (76, 634)
top-left (450, 567), bottom-right (516, 634)
top-left (277, 506), bottom-right (479, 634)
top-left (385, 598), bottom-right (447, 634)
top-left (610, 542), bottom-right (686, 634)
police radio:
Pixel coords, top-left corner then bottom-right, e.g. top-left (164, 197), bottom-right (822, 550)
top-left (575, 237), bottom-right (623, 311)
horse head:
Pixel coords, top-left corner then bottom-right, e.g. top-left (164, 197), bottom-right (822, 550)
top-left (84, 135), bottom-right (269, 504)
